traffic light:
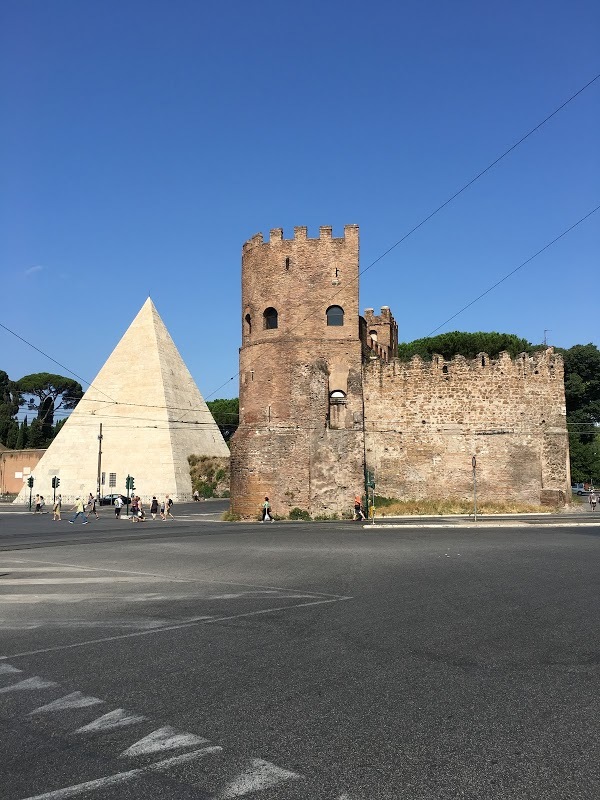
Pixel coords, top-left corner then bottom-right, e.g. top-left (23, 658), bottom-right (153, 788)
top-left (51, 476), bottom-right (60, 489)
top-left (126, 475), bottom-right (132, 491)
top-left (27, 476), bottom-right (34, 488)
top-left (130, 477), bottom-right (135, 491)
top-left (56, 477), bottom-right (60, 488)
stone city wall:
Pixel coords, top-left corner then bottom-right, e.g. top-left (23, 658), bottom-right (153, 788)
top-left (363, 350), bottom-right (570, 505)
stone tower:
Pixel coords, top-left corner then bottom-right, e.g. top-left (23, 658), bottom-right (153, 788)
top-left (230, 225), bottom-right (366, 518)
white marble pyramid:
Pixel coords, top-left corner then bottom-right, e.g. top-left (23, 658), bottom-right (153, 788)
top-left (16, 299), bottom-right (229, 503)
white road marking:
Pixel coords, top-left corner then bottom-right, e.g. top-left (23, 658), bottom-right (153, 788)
top-left (0, 577), bottom-right (165, 584)
top-left (3, 596), bottom-right (352, 659)
top-left (0, 567), bottom-right (87, 572)
top-left (0, 676), bottom-right (58, 694)
top-left (0, 591), bottom-right (313, 603)
top-left (121, 725), bottom-right (209, 757)
top-left (17, 746), bottom-right (223, 800)
top-left (75, 708), bottom-right (147, 733)
top-left (8, 555), bottom-right (349, 597)
top-left (0, 663), bottom-right (22, 675)
top-left (220, 758), bottom-right (302, 798)
top-left (29, 692), bottom-right (104, 715)
top-left (0, 619), bottom-right (195, 630)
top-left (1, 594), bottom-right (217, 603)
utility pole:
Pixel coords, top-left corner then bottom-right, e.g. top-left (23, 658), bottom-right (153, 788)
top-left (472, 455), bottom-right (477, 523)
top-left (96, 423), bottom-right (103, 499)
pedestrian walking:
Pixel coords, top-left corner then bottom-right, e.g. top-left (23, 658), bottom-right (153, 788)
top-left (193, 489), bottom-right (200, 502)
top-left (260, 497), bottom-right (273, 523)
top-left (165, 495), bottom-right (175, 519)
top-left (33, 494), bottom-right (41, 514)
top-left (150, 496), bottom-right (158, 520)
top-left (85, 493), bottom-right (99, 520)
top-left (53, 494), bottom-right (62, 521)
top-left (69, 497), bottom-right (88, 525)
top-left (353, 494), bottom-right (365, 521)
top-left (114, 495), bottom-right (123, 518)
top-left (130, 495), bottom-right (139, 522)
top-left (590, 491), bottom-right (597, 511)
top-left (159, 498), bottom-right (166, 520)
top-left (137, 497), bottom-right (145, 521)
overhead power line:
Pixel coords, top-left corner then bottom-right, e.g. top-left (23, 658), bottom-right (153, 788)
top-left (357, 71), bottom-right (600, 280)
top-left (426, 203), bottom-right (600, 336)
top-left (203, 72), bottom-right (600, 401)
top-left (1, 72), bottom-right (598, 412)
top-left (0, 322), bottom-right (117, 405)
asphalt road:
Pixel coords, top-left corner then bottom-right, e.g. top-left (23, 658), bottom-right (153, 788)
top-left (0, 508), bottom-right (599, 799)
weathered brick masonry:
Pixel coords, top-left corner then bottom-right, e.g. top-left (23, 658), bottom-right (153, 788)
top-left (231, 225), bottom-right (570, 517)
top-left (364, 351), bottom-right (570, 506)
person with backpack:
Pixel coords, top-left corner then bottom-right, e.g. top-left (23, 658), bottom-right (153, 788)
top-left (114, 495), bottom-right (124, 519)
top-left (150, 496), bottom-right (159, 519)
top-left (165, 495), bottom-right (175, 519)
top-left (590, 491), bottom-right (597, 512)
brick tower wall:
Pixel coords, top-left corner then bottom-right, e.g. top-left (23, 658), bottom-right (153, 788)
top-left (363, 350), bottom-right (570, 506)
top-left (230, 225), bottom-right (366, 519)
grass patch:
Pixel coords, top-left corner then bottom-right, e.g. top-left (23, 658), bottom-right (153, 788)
top-left (372, 497), bottom-right (551, 516)
top-left (289, 507), bottom-right (311, 520)
top-left (221, 510), bottom-right (241, 521)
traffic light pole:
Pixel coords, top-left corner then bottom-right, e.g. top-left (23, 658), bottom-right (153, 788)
top-left (96, 423), bottom-right (103, 500)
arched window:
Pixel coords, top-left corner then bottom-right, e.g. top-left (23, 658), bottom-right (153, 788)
top-left (244, 313), bottom-right (252, 335)
top-left (326, 305), bottom-right (344, 326)
top-left (263, 307), bottom-right (278, 329)
top-left (329, 390), bottom-right (346, 402)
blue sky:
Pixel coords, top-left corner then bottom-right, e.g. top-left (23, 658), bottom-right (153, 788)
top-left (1, 0), bottom-right (598, 409)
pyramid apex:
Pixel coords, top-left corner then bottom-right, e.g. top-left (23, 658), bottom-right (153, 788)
top-left (141, 296), bottom-right (157, 311)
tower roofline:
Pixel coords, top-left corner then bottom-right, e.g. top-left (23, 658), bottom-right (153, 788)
top-left (243, 224), bottom-right (359, 251)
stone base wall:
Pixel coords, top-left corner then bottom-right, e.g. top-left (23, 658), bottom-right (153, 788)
top-left (231, 346), bottom-right (365, 519)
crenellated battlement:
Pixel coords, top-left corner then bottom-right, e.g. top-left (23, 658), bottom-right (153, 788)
top-left (363, 306), bottom-right (399, 363)
top-left (370, 347), bottom-right (563, 381)
top-left (242, 224), bottom-right (359, 251)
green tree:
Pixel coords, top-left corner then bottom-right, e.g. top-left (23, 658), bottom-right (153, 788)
top-left (397, 331), bottom-right (534, 362)
top-left (15, 416), bottom-right (28, 450)
top-left (206, 398), bottom-right (239, 442)
top-left (27, 418), bottom-right (46, 449)
top-left (0, 370), bottom-right (21, 446)
top-left (16, 373), bottom-right (83, 440)
top-left (557, 343), bottom-right (600, 482)
top-left (53, 418), bottom-right (67, 438)
top-left (5, 420), bottom-right (18, 449)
